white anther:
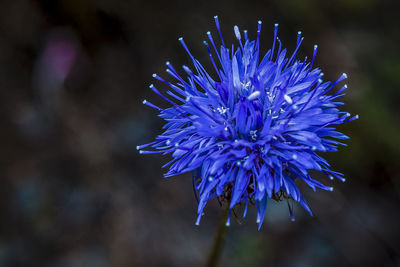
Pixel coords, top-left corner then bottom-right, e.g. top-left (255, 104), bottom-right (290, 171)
top-left (234, 25), bottom-right (241, 40)
top-left (217, 106), bottom-right (228, 114)
top-left (248, 91), bottom-right (260, 100)
top-left (250, 130), bottom-right (258, 141)
top-left (284, 94), bottom-right (293, 104)
top-left (242, 81), bottom-right (251, 89)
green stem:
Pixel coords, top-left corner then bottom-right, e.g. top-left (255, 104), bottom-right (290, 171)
top-left (206, 205), bottom-right (230, 267)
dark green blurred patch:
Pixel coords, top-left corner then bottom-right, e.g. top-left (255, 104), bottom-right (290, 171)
top-left (336, 0), bottom-right (377, 10)
top-left (357, 82), bottom-right (400, 153)
top-left (229, 233), bottom-right (265, 265)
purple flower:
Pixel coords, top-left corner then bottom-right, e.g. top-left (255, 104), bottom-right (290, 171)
top-left (138, 16), bottom-right (358, 229)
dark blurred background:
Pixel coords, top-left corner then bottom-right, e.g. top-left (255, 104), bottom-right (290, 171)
top-left (0, 0), bottom-right (399, 266)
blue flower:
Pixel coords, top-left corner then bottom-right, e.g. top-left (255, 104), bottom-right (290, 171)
top-left (138, 16), bottom-right (358, 229)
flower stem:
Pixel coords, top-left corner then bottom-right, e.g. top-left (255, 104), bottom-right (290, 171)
top-left (206, 205), bottom-right (230, 267)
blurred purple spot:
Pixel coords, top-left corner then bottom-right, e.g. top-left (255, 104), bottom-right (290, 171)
top-left (42, 30), bottom-right (78, 80)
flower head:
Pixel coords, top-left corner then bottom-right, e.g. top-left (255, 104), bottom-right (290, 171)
top-left (138, 16), bottom-right (358, 229)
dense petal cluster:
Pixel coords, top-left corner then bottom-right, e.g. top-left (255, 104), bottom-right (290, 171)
top-left (138, 17), bottom-right (357, 229)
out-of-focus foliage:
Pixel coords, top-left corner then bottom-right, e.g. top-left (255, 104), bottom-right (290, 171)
top-left (0, 0), bottom-right (399, 266)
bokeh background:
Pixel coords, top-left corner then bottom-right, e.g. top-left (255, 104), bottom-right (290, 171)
top-left (0, 0), bottom-right (399, 266)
